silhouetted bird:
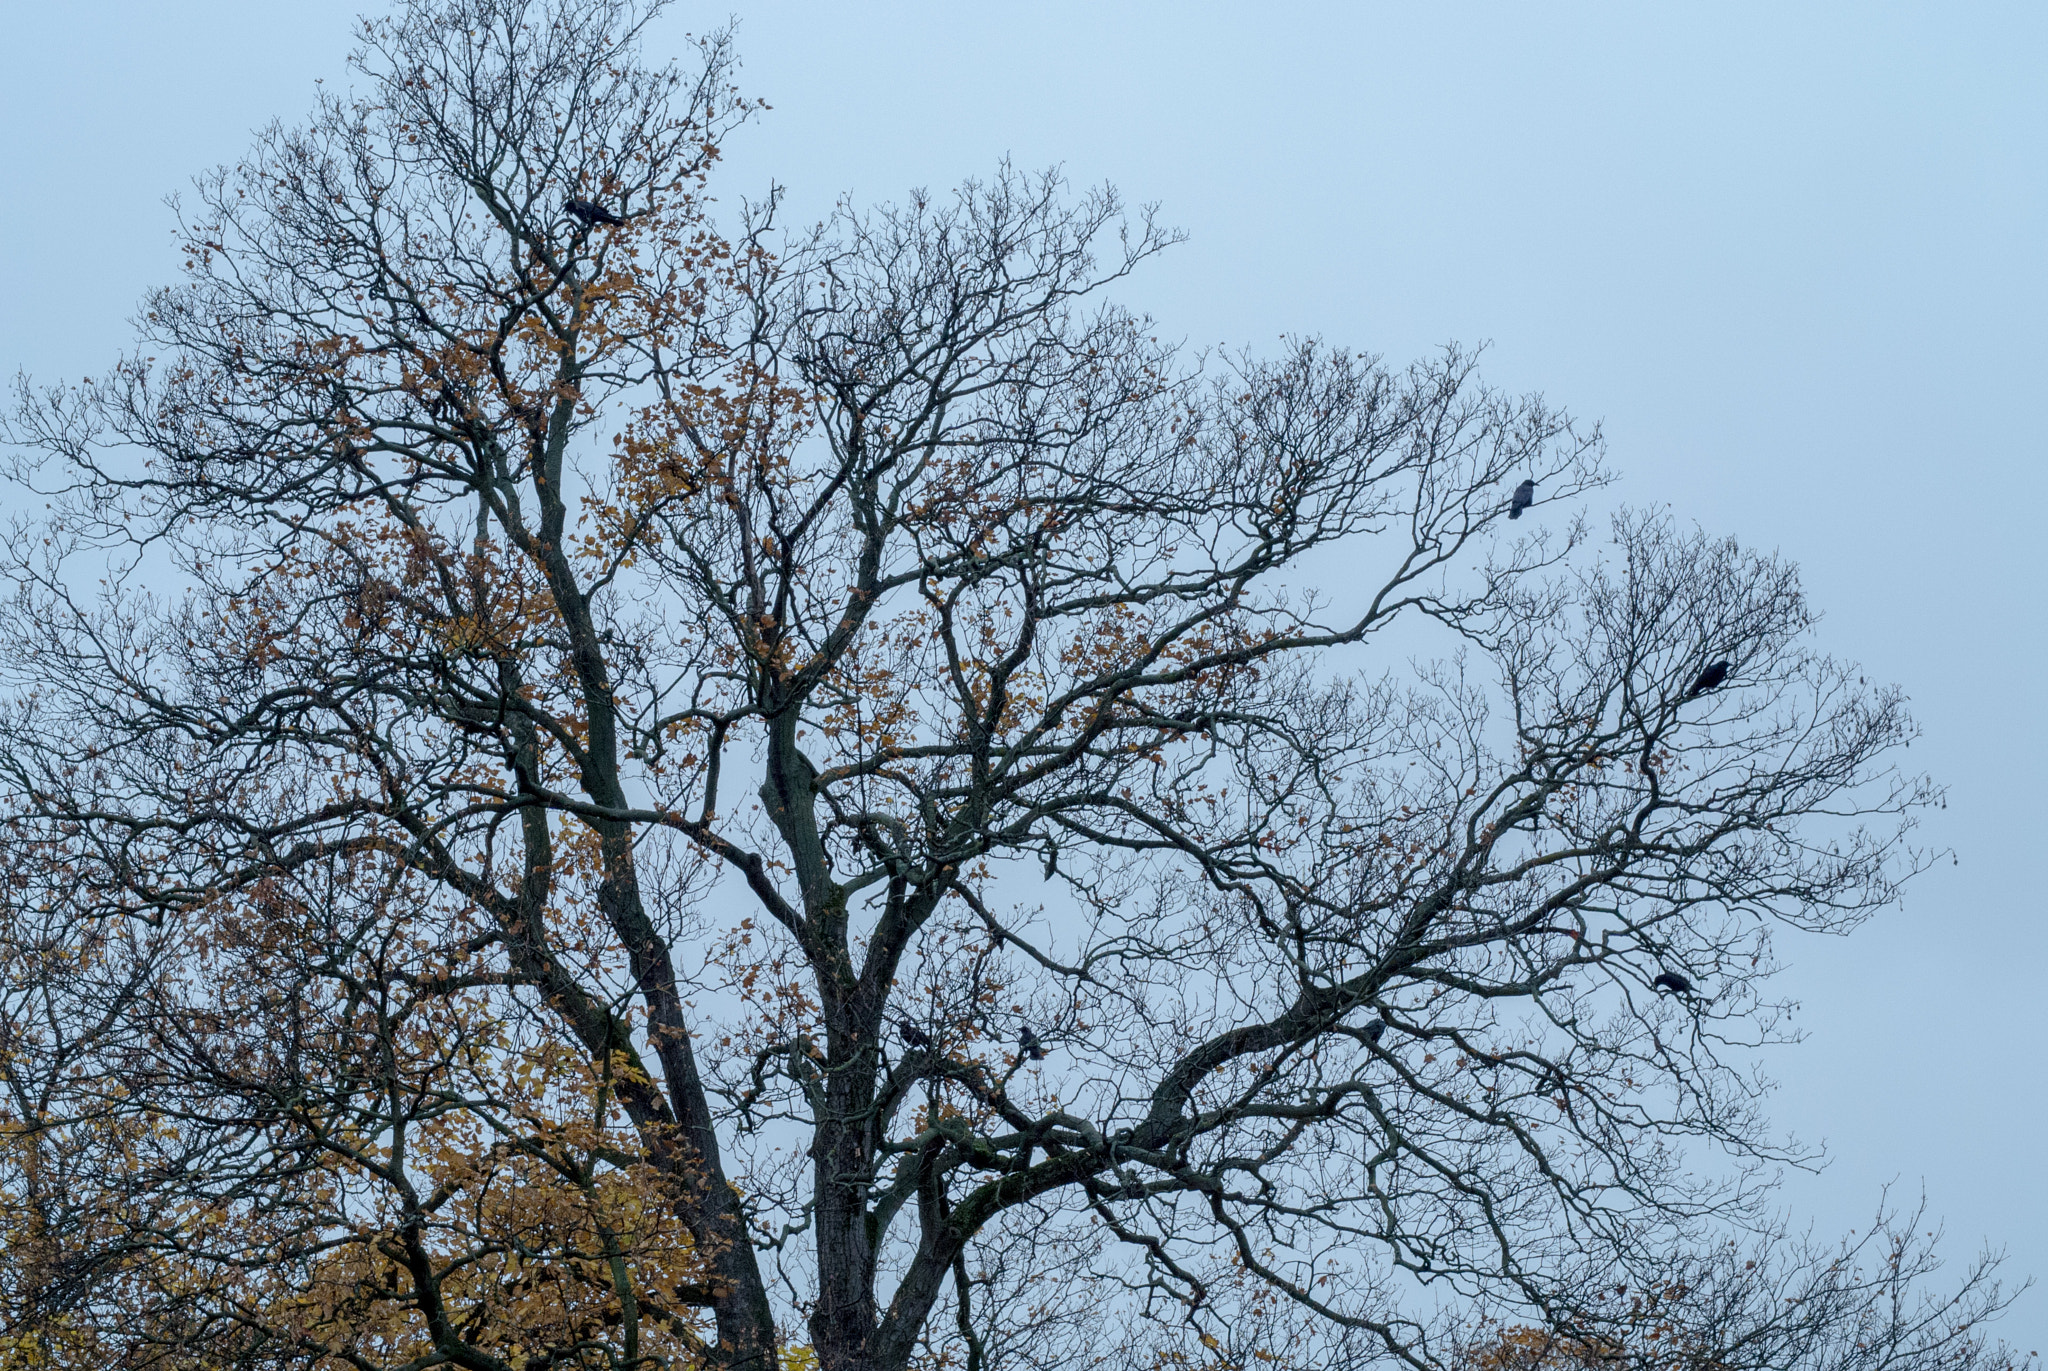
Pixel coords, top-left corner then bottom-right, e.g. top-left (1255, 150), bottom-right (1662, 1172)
top-left (1508, 479), bottom-right (1536, 519)
top-left (897, 1021), bottom-right (931, 1050)
top-left (1018, 1026), bottom-right (1048, 1061)
top-left (1685, 660), bottom-right (1731, 698)
top-left (1364, 1018), bottom-right (1388, 1045)
top-left (564, 197), bottom-right (624, 227)
top-left (1651, 972), bottom-right (1692, 995)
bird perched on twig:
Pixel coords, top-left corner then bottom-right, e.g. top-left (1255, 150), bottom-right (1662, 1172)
top-left (896, 1020), bottom-right (932, 1050)
top-left (1651, 971), bottom-right (1692, 995)
top-left (1364, 1018), bottom-right (1388, 1045)
top-left (1018, 1026), bottom-right (1048, 1061)
top-left (1685, 660), bottom-right (1731, 698)
top-left (1508, 478), bottom-right (1536, 519)
top-left (564, 196), bottom-right (625, 227)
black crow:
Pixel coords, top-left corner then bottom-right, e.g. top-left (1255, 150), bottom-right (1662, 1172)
top-left (897, 1021), bottom-right (931, 1050)
top-left (1508, 479), bottom-right (1536, 519)
top-left (1685, 660), bottom-right (1731, 698)
top-left (1018, 1026), bottom-right (1048, 1061)
top-left (564, 197), bottom-right (625, 227)
top-left (1651, 971), bottom-right (1692, 995)
top-left (1364, 1018), bottom-right (1388, 1045)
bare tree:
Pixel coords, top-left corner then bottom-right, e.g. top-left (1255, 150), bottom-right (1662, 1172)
top-left (0, 2), bottom-right (2020, 1369)
top-left (1454, 1203), bottom-right (2026, 1371)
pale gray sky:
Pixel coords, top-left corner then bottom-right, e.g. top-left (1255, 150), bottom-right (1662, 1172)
top-left (4, 0), bottom-right (2042, 1342)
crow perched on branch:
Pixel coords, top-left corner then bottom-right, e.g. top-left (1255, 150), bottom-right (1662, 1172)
top-left (1018, 1026), bottom-right (1048, 1061)
top-left (1364, 1018), bottom-right (1388, 1045)
top-left (1651, 972), bottom-right (1693, 995)
top-left (1508, 478), bottom-right (1536, 519)
top-left (1685, 660), bottom-right (1731, 698)
top-left (896, 1020), bottom-right (931, 1050)
top-left (564, 197), bottom-right (625, 227)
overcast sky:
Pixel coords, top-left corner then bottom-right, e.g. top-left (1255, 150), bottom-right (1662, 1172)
top-left (4, 0), bottom-right (2042, 1344)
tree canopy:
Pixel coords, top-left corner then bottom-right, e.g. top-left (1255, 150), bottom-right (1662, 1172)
top-left (0, 2), bottom-right (2024, 1369)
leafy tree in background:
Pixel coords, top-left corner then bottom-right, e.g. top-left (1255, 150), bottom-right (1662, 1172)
top-left (0, 1), bottom-right (2026, 1368)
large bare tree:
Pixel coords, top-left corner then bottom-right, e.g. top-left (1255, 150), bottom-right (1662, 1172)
top-left (0, 2), bottom-right (2023, 1369)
